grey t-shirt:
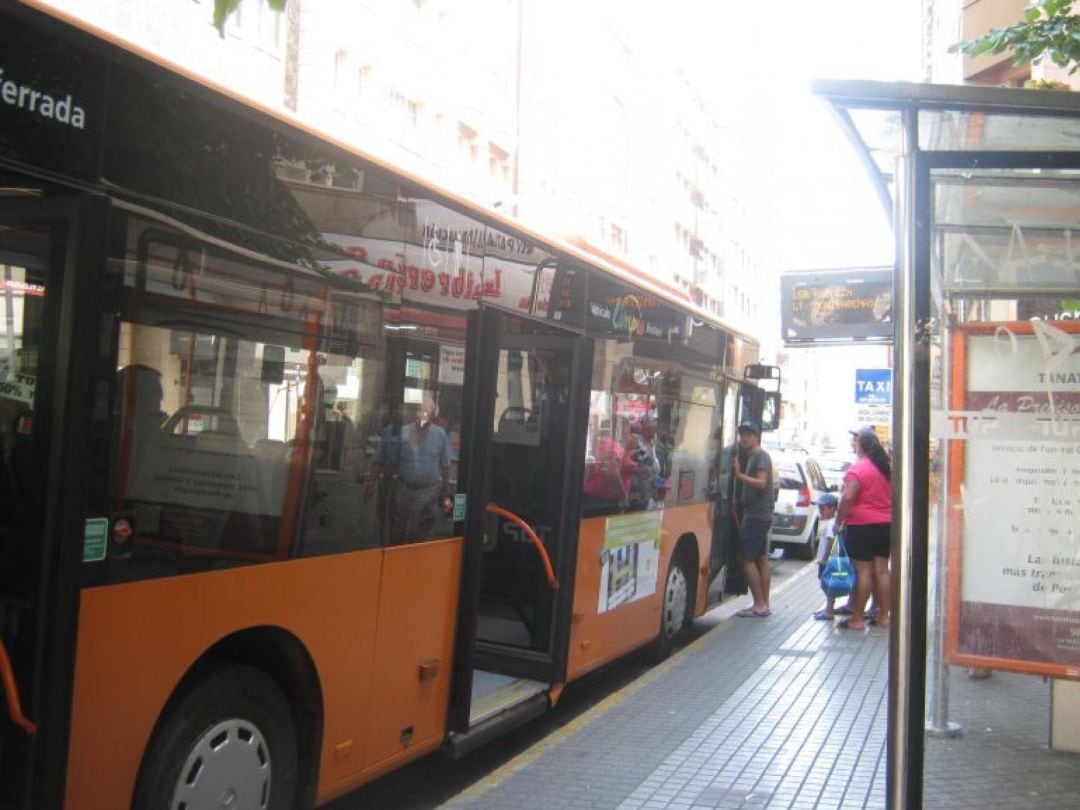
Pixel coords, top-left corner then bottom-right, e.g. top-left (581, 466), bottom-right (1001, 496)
top-left (738, 447), bottom-right (775, 520)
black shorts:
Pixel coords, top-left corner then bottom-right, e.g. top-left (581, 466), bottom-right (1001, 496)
top-left (738, 516), bottom-right (772, 560)
top-left (844, 522), bottom-right (891, 561)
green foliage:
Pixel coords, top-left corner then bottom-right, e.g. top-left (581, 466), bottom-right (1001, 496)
top-left (950, 0), bottom-right (1080, 74)
top-left (1023, 78), bottom-right (1072, 89)
top-left (213, 0), bottom-right (287, 36)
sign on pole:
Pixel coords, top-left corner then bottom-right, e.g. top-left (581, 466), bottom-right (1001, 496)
top-left (855, 368), bottom-right (892, 406)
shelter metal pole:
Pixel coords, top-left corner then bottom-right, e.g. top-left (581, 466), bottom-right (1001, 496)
top-left (926, 320), bottom-right (961, 738)
top-left (889, 106), bottom-right (931, 810)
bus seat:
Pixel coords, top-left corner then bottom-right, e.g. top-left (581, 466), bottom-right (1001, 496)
top-left (254, 438), bottom-right (290, 463)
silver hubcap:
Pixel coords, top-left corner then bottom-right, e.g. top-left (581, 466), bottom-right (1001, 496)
top-left (170, 718), bottom-right (272, 810)
top-left (662, 563), bottom-right (688, 639)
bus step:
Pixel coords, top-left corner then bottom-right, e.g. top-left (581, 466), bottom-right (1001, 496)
top-left (469, 671), bottom-right (546, 725)
top-left (447, 691), bottom-right (548, 760)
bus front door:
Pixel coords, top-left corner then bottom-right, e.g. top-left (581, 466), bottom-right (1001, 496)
top-left (715, 379), bottom-right (775, 600)
top-left (0, 195), bottom-right (103, 810)
top-left (449, 308), bottom-right (590, 754)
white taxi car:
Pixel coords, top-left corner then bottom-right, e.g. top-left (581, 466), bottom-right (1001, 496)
top-left (769, 452), bottom-right (830, 560)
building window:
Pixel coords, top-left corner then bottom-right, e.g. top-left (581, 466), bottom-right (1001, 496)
top-left (489, 143), bottom-right (510, 186)
top-left (458, 123), bottom-right (478, 167)
top-left (227, 0), bottom-right (282, 53)
top-left (609, 223), bottom-right (626, 253)
top-left (357, 65), bottom-right (372, 98)
top-left (334, 50), bottom-right (348, 91)
top-left (390, 89), bottom-right (422, 132)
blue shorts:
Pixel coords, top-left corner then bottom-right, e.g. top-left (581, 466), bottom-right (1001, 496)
top-left (738, 516), bottom-right (772, 560)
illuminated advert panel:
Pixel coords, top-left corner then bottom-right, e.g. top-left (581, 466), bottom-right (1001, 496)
top-left (780, 267), bottom-right (894, 345)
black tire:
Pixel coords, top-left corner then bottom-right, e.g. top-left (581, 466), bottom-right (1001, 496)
top-left (793, 520), bottom-right (818, 560)
top-left (649, 548), bottom-right (693, 662)
top-left (133, 665), bottom-right (299, 810)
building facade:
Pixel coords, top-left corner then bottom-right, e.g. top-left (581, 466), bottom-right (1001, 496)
top-left (39, 0), bottom-right (775, 342)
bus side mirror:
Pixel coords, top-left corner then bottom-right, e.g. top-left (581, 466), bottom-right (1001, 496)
top-left (744, 364), bottom-right (781, 383)
top-left (760, 392), bottom-right (781, 432)
top-left (261, 345), bottom-right (285, 385)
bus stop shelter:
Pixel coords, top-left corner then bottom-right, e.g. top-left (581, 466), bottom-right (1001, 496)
top-left (812, 80), bottom-right (1080, 808)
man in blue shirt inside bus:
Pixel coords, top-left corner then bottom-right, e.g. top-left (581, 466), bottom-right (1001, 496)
top-left (391, 394), bottom-right (452, 542)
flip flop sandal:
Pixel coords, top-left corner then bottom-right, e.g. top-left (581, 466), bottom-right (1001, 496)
top-left (837, 618), bottom-right (867, 630)
top-left (813, 609), bottom-right (834, 620)
top-left (736, 608), bottom-right (771, 618)
top-left (835, 606), bottom-right (853, 615)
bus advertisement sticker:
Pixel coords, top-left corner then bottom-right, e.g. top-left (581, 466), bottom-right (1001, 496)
top-left (598, 512), bottom-right (662, 613)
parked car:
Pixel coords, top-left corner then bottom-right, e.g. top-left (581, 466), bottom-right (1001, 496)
top-left (769, 452), bottom-right (829, 560)
top-left (817, 449), bottom-right (856, 493)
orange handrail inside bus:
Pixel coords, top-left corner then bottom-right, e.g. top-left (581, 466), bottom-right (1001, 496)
top-left (484, 504), bottom-right (559, 590)
top-left (0, 639), bottom-right (37, 736)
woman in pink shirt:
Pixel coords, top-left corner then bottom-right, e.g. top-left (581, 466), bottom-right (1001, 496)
top-left (835, 426), bottom-right (892, 631)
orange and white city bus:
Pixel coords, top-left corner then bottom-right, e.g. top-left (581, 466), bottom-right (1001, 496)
top-left (0, 4), bottom-right (780, 808)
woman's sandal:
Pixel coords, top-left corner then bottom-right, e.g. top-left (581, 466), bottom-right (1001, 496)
top-left (837, 618), bottom-right (867, 630)
top-left (736, 607), bottom-right (771, 618)
top-left (813, 609), bottom-right (834, 621)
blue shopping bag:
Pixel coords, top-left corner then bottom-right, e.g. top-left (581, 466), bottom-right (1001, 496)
top-left (820, 532), bottom-right (855, 598)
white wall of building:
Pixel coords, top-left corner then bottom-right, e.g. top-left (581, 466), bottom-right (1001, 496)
top-left (37, 0), bottom-right (287, 108)
top-left (38, 0), bottom-right (776, 347)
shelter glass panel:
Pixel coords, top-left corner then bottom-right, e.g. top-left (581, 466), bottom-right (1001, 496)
top-left (921, 110), bottom-right (1080, 152)
top-left (925, 159), bottom-right (1080, 807)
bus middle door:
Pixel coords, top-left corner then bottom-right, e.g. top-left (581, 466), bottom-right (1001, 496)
top-left (448, 308), bottom-right (589, 755)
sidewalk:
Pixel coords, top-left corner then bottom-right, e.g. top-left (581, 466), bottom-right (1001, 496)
top-left (445, 564), bottom-right (1080, 809)
top-left (925, 667), bottom-right (1078, 808)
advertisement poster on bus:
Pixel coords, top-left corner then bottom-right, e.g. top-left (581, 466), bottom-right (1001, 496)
top-left (946, 322), bottom-right (1080, 678)
top-left (598, 511), bottom-right (661, 613)
top-left (301, 195), bottom-right (559, 317)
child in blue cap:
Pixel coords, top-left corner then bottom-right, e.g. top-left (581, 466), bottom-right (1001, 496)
top-left (813, 492), bottom-right (841, 620)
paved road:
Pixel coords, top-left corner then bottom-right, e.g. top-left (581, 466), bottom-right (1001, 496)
top-left (326, 556), bottom-right (810, 809)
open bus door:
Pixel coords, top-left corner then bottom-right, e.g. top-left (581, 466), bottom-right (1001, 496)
top-left (706, 366), bottom-right (782, 605)
top-left (447, 308), bottom-right (590, 756)
top-left (0, 194), bottom-right (104, 810)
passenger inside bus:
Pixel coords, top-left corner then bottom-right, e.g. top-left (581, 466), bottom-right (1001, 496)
top-left (388, 395), bottom-right (452, 544)
top-left (366, 403), bottom-right (404, 544)
top-left (0, 398), bottom-right (31, 531)
top-left (111, 364), bottom-right (167, 508)
top-left (623, 417), bottom-right (661, 511)
top-left (582, 431), bottom-right (626, 514)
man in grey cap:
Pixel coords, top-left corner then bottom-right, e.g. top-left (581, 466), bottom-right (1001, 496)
top-left (732, 421), bottom-right (775, 617)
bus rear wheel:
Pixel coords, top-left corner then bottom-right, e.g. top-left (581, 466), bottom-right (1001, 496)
top-left (133, 664), bottom-right (299, 810)
top-left (649, 548), bottom-right (692, 661)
